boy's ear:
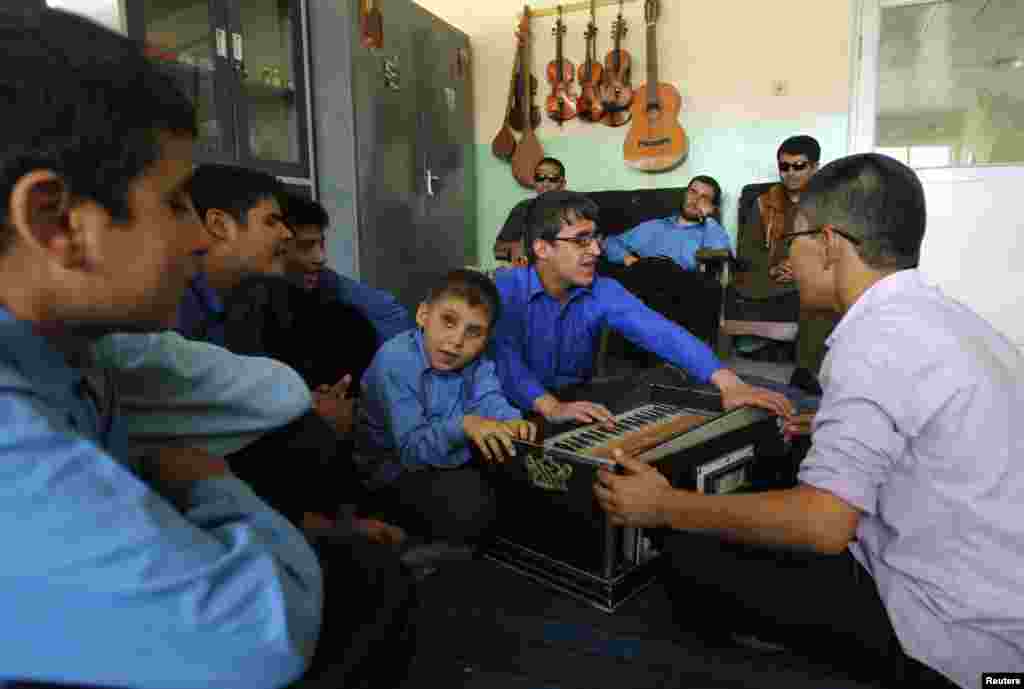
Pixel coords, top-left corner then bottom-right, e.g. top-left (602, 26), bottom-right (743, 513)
top-left (6, 170), bottom-right (88, 267)
top-left (415, 302), bottom-right (430, 329)
top-left (204, 208), bottom-right (237, 242)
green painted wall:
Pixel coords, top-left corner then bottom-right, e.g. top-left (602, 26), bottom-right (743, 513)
top-left (473, 113), bottom-right (849, 268)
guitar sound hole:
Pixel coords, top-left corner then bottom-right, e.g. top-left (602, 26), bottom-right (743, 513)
top-left (640, 138), bottom-right (671, 148)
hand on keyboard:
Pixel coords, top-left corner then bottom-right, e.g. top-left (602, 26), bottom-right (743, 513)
top-left (545, 400), bottom-right (616, 428)
top-left (463, 415), bottom-right (537, 464)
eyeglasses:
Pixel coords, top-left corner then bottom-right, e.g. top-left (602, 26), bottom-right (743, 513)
top-left (534, 174), bottom-right (564, 184)
top-left (779, 226), bottom-right (862, 254)
top-left (778, 161), bottom-right (811, 172)
top-left (551, 232), bottom-right (604, 249)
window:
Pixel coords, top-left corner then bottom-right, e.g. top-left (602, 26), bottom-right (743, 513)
top-left (46, 0), bottom-right (127, 34)
top-left (851, 0), bottom-right (1024, 168)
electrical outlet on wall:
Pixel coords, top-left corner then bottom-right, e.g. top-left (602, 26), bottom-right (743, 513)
top-left (772, 80), bottom-right (788, 96)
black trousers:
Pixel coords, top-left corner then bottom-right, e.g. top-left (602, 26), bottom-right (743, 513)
top-left (367, 465), bottom-right (497, 544)
top-left (661, 532), bottom-right (957, 688)
top-left (292, 531), bottom-right (418, 689)
top-left (227, 411), bottom-right (370, 527)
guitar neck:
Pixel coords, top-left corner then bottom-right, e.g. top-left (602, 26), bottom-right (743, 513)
top-left (646, 22), bottom-right (658, 107)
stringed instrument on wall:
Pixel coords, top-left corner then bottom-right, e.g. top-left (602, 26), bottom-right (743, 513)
top-left (359, 0), bottom-right (383, 50)
top-left (623, 0), bottom-right (687, 171)
top-left (576, 0), bottom-right (604, 122)
top-left (507, 30), bottom-right (541, 133)
top-left (510, 6), bottom-right (545, 188)
top-left (545, 5), bottom-right (577, 125)
top-left (598, 0), bottom-right (633, 128)
top-left (492, 51), bottom-right (521, 160)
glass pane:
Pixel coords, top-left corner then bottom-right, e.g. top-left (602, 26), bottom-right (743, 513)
top-left (141, 0), bottom-right (227, 156)
top-left (239, 0), bottom-right (301, 164)
top-left (47, 0), bottom-right (127, 34)
top-left (877, 0), bottom-right (1024, 167)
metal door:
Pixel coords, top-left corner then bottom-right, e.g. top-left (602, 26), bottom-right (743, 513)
top-left (409, 6), bottom-right (476, 288)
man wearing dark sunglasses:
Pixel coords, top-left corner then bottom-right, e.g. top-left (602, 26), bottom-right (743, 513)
top-left (734, 135), bottom-right (837, 395)
top-left (494, 157), bottom-right (568, 266)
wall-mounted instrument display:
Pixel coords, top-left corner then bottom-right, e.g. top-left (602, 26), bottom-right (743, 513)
top-left (623, 0), bottom-right (687, 171)
top-left (576, 0), bottom-right (604, 122)
top-left (510, 6), bottom-right (546, 188)
top-left (598, 0), bottom-right (632, 127)
top-left (492, 50), bottom-right (522, 160)
top-left (545, 5), bottom-right (577, 125)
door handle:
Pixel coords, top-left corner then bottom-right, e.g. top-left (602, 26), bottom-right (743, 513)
top-left (425, 168), bottom-right (441, 197)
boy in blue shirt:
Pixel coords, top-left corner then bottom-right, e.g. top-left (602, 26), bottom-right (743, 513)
top-left (356, 269), bottom-right (535, 544)
top-left (0, 8), bottom-right (322, 687)
top-left (280, 193), bottom-right (413, 347)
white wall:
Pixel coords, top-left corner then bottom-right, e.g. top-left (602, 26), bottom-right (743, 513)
top-left (915, 166), bottom-right (1024, 348)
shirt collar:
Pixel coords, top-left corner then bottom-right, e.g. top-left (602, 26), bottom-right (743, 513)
top-left (0, 306), bottom-right (84, 397)
top-left (827, 269), bottom-right (923, 348)
top-left (189, 271), bottom-right (224, 317)
top-left (525, 265), bottom-right (593, 303)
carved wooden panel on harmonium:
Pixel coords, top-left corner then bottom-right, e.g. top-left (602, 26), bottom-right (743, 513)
top-left (483, 381), bottom-right (787, 613)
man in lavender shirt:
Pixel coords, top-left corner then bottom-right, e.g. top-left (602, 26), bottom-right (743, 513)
top-left (594, 153), bottom-right (1023, 688)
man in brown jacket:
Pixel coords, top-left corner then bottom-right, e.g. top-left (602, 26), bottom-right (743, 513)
top-left (734, 135), bottom-right (838, 393)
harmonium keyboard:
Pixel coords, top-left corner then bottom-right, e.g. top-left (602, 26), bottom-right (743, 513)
top-left (483, 381), bottom-right (786, 612)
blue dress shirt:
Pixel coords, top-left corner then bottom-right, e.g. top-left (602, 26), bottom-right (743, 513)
top-left (0, 307), bottom-right (322, 689)
top-left (175, 271), bottom-right (226, 346)
top-left (355, 329), bottom-right (521, 484)
top-left (318, 268), bottom-right (413, 346)
top-left (603, 216), bottom-right (733, 270)
top-left (492, 267), bottom-right (723, 411)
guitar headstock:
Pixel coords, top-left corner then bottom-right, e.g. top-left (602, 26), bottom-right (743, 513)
top-left (584, 21), bottom-right (598, 40)
top-left (518, 5), bottom-right (531, 37)
top-left (644, 0), bottom-right (660, 27)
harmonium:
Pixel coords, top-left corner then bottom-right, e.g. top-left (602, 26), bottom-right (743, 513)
top-left (483, 373), bottom-right (788, 612)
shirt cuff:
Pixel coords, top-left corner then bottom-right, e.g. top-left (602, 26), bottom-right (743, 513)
top-left (445, 414), bottom-right (467, 449)
top-left (186, 474), bottom-right (262, 511)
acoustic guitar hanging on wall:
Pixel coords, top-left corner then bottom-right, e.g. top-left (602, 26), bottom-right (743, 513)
top-left (623, 0), bottom-right (687, 171)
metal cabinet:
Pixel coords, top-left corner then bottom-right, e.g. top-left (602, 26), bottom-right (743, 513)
top-left (126, 0), bottom-right (313, 179)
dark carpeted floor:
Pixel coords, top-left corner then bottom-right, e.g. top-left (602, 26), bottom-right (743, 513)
top-left (398, 556), bottom-right (883, 689)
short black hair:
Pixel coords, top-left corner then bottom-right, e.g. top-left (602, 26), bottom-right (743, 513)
top-left (688, 175), bottom-right (723, 222)
top-left (284, 194), bottom-right (330, 231)
top-left (425, 269), bottom-right (503, 327)
top-left (778, 135), bottom-right (822, 163)
top-left (798, 153), bottom-right (926, 271)
top-left (0, 7), bottom-right (196, 255)
top-left (187, 164), bottom-right (284, 226)
top-left (523, 191), bottom-right (600, 264)
top-left (535, 157), bottom-right (566, 179)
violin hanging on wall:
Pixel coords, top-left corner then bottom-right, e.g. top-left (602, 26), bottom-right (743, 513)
top-left (545, 5), bottom-right (577, 125)
top-left (598, 0), bottom-right (633, 127)
top-left (623, 0), bottom-right (687, 171)
top-left (576, 0), bottom-right (604, 122)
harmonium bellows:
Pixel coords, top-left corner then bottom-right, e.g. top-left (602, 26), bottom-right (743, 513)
top-left (483, 382), bottom-right (786, 613)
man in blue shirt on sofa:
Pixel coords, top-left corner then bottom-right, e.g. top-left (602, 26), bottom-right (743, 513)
top-left (603, 175), bottom-right (733, 271)
top-left (492, 191), bottom-right (794, 424)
